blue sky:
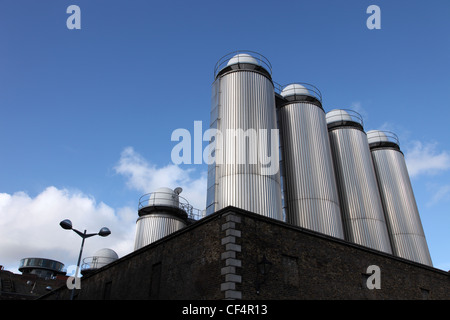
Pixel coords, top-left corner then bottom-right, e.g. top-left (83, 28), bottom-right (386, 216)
top-left (1, 0), bottom-right (449, 273)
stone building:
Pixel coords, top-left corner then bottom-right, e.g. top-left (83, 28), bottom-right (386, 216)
top-left (40, 206), bottom-right (449, 300)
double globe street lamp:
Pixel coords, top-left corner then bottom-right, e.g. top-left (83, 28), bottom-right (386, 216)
top-left (60, 219), bottom-right (111, 300)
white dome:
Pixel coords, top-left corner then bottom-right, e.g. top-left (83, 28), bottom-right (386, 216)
top-left (326, 109), bottom-right (352, 124)
top-left (90, 248), bottom-right (118, 269)
top-left (227, 54), bottom-right (259, 66)
top-left (93, 248), bottom-right (119, 260)
top-left (149, 187), bottom-right (179, 207)
top-left (280, 84), bottom-right (310, 98)
top-left (367, 130), bottom-right (389, 144)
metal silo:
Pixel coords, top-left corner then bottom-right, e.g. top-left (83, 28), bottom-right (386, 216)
top-left (367, 130), bottom-right (433, 266)
top-left (277, 84), bottom-right (344, 238)
top-left (326, 110), bottom-right (392, 253)
top-left (206, 51), bottom-right (283, 220)
top-left (134, 187), bottom-right (189, 250)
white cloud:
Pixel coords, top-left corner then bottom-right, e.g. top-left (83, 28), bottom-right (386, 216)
top-left (427, 184), bottom-right (450, 207)
top-left (404, 141), bottom-right (450, 178)
top-left (114, 147), bottom-right (207, 211)
top-left (0, 147), bottom-right (207, 274)
top-left (0, 187), bottom-right (135, 273)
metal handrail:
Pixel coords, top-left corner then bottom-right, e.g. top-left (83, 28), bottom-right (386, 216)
top-left (368, 130), bottom-right (400, 147)
top-left (138, 192), bottom-right (204, 221)
top-left (214, 50), bottom-right (273, 79)
top-left (273, 81), bottom-right (283, 94)
top-left (81, 256), bottom-right (117, 271)
top-left (139, 191), bottom-right (192, 212)
top-left (188, 208), bottom-right (206, 221)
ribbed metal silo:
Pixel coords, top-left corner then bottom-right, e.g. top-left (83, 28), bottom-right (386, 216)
top-left (326, 110), bottom-right (392, 253)
top-left (277, 84), bottom-right (344, 238)
top-left (205, 51), bottom-right (283, 220)
top-left (367, 130), bottom-right (433, 266)
top-left (134, 187), bottom-right (189, 250)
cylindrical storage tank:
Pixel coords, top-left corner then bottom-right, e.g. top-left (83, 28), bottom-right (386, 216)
top-left (277, 84), bottom-right (344, 238)
top-left (367, 130), bottom-right (433, 266)
top-left (134, 187), bottom-right (188, 250)
top-left (206, 51), bottom-right (283, 220)
top-left (326, 110), bottom-right (392, 253)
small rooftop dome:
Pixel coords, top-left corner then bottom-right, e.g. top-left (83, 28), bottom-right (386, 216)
top-left (214, 51), bottom-right (272, 79)
top-left (227, 53), bottom-right (259, 66)
top-left (326, 109), bottom-right (352, 124)
top-left (93, 248), bottom-right (119, 261)
top-left (81, 248), bottom-right (118, 274)
top-left (367, 130), bottom-right (390, 144)
top-left (280, 84), bottom-right (310, 98)
top-left (366, 130), bottom-right (400, 150)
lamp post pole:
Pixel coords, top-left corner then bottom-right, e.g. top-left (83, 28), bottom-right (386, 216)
top-left (60, 220), bottom-right (110, 300)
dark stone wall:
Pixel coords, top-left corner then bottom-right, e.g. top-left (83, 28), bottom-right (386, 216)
top-left (43, 212), bottom-right (225, 300)
top-left (236, 209), bottom-right (449, 299)
top-left (41, 207), bottom-right (449, 300)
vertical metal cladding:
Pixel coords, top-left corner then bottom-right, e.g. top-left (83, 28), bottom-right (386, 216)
top-left (134, 187), bottom-right (189, 251)
top-left (367, 131), bottom-right (433, 266)
top-left (134, 214), bottom-right (186, 250)
top-left (206, 51), bottom-right (283, 220)
top-left (277, 84), bottom-right (344, 239)
top-left (326, 110), bottom-right (392, 253)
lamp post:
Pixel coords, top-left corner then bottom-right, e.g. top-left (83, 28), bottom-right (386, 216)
top-left (60, 219), bottom-right (110, 300)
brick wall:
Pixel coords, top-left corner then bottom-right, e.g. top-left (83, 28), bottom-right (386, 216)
top-left (44, 212), bottom-right (225, 300)
top-left (41, 206), bottom-right (449, 300)
top-left (235, 208), bottom-right (449, 299)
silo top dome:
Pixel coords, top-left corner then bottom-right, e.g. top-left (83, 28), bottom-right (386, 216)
top-left (366, 130), bottom-right (400, 149)
top-left (280, 84), bottom-right (310, 98)
top-left (81, 248), bottom-right (119, 274)
top-left (227, 53), bottom-right (259, 66)
top-left (138, 186), bottom-right (193, 218)
top-left (93, 248), bottom-right (119, 260)
top-left (367, 130), bottom-right (390, 144)
top-left (325, 109), bottom-right (364, 130)
top-left (326, 109), bottom-right (352, 124)
top-left (214, 51), bottom-right (272, 79)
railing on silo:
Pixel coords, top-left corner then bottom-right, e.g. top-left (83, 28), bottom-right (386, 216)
top-left (138, 191), bottom-right (205, 221)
